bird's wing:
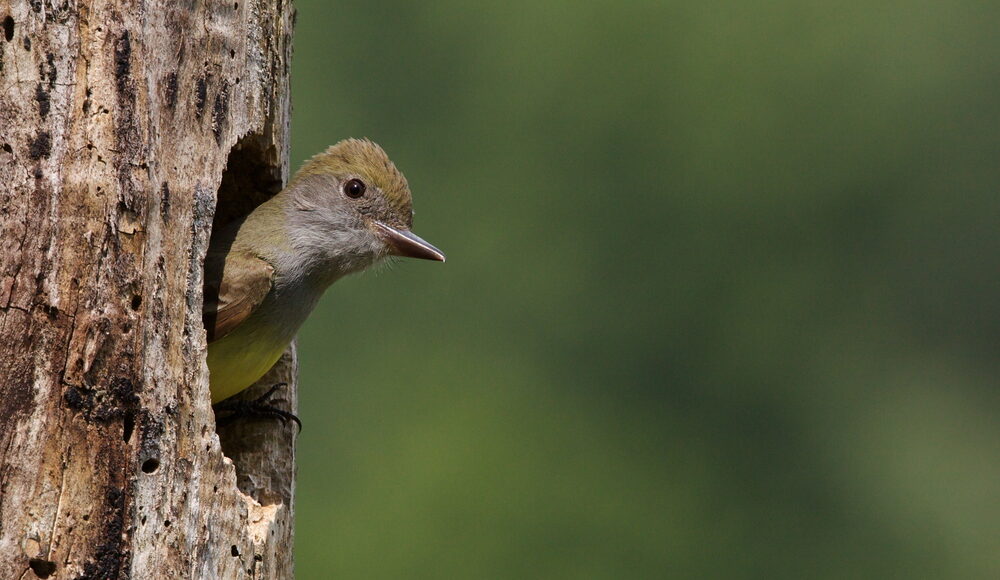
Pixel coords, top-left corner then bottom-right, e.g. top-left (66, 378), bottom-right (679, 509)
top-left (203, 247), bottom-right (275, 343)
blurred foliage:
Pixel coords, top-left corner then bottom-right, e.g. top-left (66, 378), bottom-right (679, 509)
top-left (289, 1), bottom-right (1000, 577)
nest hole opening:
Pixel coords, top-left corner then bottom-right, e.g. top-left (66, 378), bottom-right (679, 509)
top-left (207, 134), bottom-right (293, 507)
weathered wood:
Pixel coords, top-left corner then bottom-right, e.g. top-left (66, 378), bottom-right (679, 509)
top-left (0, 0), bottom-right (297, 577)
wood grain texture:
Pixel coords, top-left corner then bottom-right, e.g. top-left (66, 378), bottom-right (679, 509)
top-left (0, 0), bottom-right (298, 577)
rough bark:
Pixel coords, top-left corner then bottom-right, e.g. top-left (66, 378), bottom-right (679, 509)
top-left (0, 0), bottom-right (297, 577)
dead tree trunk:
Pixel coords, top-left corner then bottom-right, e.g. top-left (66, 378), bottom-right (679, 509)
top-left (0, 0), bottom-right (297, 577)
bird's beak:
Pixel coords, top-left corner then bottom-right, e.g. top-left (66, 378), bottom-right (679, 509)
top-left (373, 221), bottom-right (446, 262)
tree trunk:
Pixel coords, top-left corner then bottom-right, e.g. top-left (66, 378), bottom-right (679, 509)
top-left (0, 0), bottom-right (297, 577)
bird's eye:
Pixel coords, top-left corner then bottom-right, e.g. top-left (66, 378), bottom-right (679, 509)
top-left (343, 178), bottom-right (366, 199)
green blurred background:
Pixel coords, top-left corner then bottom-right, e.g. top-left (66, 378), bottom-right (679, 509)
top-left (288, 1), bottom-right (1000, 577)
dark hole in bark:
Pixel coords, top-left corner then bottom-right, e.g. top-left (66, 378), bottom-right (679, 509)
top-left (2, 16), bottom-right (13, 42)
top-left (122, 412), bottom-right (135, 442)
top-left (231, 545), bottom-right (240, 557)
top-left (141, 457), bottom-right (160, 473)
top-left (130, 294), bottom-right (142, 310)
top-left (28, 558), bottom-right (56, 578)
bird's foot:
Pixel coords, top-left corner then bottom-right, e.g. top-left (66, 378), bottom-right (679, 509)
top-left (213, 382), bottom-right (302, 433)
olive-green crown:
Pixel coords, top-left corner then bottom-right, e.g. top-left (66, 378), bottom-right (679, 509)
top-left (292, 138), bottom-right (412, 216)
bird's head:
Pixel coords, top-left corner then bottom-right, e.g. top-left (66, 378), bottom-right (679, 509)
top-left (285, 138), bottom-right (445, 275)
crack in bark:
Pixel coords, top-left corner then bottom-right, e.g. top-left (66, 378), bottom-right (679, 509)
top-left (3, 224), bottom-right (32, 308)
top-left (45, 448), bottom-right (71, 559)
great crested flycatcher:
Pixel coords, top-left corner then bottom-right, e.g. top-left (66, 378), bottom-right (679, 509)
top-left (203, 138), bottom-right (444, 404)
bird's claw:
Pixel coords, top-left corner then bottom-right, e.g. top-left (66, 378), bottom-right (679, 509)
top-left (213, 382), bottom-right (302, 433)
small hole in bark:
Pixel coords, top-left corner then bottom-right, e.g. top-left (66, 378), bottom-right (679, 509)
top-left (82, 514), bottom-right (90, 521)
top-left (2, 16), bottom-right (13, 42)
top-left (230, 49), bottom-right (235, 58)
top-left (234, 2), bottom-right (238, 9)
top-left (130, 294), bottom-right (142, 310)
top-left (1, 143), bottom-right (11, 153)
top-left (164, 520), bottom-right (171, 527)
top-left (141, 458), bottom-right (160, 473)
top-left (231, 545), bottom-right (240, 557)
top-left (122, 413), bottom-right (135, 442)
top-left (28, 558), bottom-right (56, 578)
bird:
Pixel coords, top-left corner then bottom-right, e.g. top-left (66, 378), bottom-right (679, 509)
top-left (203, 138), bottom-right (444, 420)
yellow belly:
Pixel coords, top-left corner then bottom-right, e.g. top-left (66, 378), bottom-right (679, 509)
top-left (206, 320), bottom-right (292, 403)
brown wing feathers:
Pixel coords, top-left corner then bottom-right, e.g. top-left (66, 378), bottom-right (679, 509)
top-left (203, 249), bottom-right (274, 343)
